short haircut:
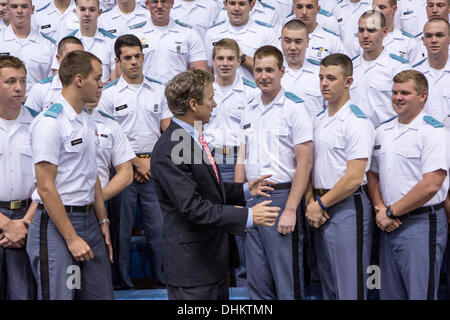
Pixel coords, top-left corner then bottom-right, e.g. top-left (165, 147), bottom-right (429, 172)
top-left (224, 0), bottom-right (252, 4)
top-left (165, 69), bottom-right (214, 116)
top-left (114, 34), bottom-right (143, 60)
top-left (254, 45), bottom-right (284, 70)
top-left (57, 36), bottom-right (83, 56)
top-left (0, 55), bottom-right (26, 75)
top-left (75, 0), bottom-right (99, 8)
top-left (359, 9), bottom-right (387, 28)
top-left (212, 38), bottom-right (240, 60)
top-left (424, 17), bottom-right (450, 34)
top-left (282, 19), bottom-right (308, 34)
top-left (59, 50), bottom-right (102, 87)
top-left (320, 53), bottom-right (353, 77)
top-left (393, 70), bottom-right (428, 95)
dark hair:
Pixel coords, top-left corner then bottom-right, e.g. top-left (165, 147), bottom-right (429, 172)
top-left (59, 50), bottom-right (102, 86)
top-left (282, 19), bottom-right (308, 33)
top-left (254, 45), bottom-right (284, 70)
top-left (57, 36), bottom-right (83, 56)
top-left (320, 53), bottom-right (353, 77)
top-left (165, 69), bottom-right (214, 116)
top-left (114, 34), bottom-right (143, 60)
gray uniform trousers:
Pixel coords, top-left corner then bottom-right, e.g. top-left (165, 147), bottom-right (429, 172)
top-left (314, 188), bottom-right (374, 300)
top-left (379, 207), bottom-right (447, 300)
top-left (111, 178), bottom-right (165, 289)
top-left (245, 188), bottom-right (304, 300)
top-left (216, 149), bottom-right (247, 287)
top-left (26, 208), bottom-right (114, 300)
top-left (0, 207), bottom-right (36, 300)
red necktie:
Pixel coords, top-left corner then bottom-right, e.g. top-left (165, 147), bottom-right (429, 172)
top-left (199, 133), bottom-right (220, 183)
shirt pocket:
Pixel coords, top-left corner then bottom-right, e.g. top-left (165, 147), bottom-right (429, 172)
top-left (113, 103), bottom-right (130, 118)
top-left (325, 134), bottom-right (345, 150)
top-left (229, 105), bottom-right (245, 123)
top-left (443, 90), bottom-right (450, 115)
top-left (20, 143), bottom-right (33, 178)
top-left (64, 135), bottom-right (84, 153)
top-left (395, 146), bottom-right (421, 177)
top-left (145, 103), bottom-right (161, 120)
top-left (98, 134), bottom-right (112, 149)
top-left (168, 40), bottom-right (188, 55)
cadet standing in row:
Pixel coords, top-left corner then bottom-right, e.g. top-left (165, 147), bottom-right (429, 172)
top-left (27, 51), bottom-right (114, 300)
top-left (0, 56), bottom-right (37, 300)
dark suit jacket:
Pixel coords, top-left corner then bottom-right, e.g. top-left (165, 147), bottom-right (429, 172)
top-left (151, 120), bottom-right (248, 287)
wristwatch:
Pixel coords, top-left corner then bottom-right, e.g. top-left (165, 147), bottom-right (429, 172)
top-left (240, 53), bottom-right (246, 65)
top-left (385, 206), bottom-right (395, 219)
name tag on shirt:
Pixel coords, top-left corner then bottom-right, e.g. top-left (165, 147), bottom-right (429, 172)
top-left (115, 104), bottom-right (128, 111)
top-left (71, 138), bottom-right (83, 146)
top-left (374, 145), bottom-right (381, 150)
top-left (142, 44), bottom-right (149, 49)
top-left (100, 134), bottom-right (108, 138)
top-left (108, 29), bottom-right (117, 34)
top-left (41, 24), bottom-right (51, 29)
top-left (243, 123), bottom-right (251, 130)
top-left (0, 52), bottom-right (10, 56)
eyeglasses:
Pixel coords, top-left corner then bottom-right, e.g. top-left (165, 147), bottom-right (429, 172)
top-left (148, 0), bottom-right (170, 5)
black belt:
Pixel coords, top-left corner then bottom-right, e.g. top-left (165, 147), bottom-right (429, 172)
top-left (136, 153), bottom-right (151, 159)
top-left (212, 146), bottom-right (239, 155)
top-left (272, 182), bottom-right (292, 190)
top-left (313, 185), bottom-right (368, 197)
top-left (402, 202), bottom-right (445, 218)
top-left (0, 199), bottom-right (31, 210)
top-left (38, 203), bottom-right (94, 213)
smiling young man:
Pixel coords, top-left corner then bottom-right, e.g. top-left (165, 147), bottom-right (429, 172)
top-left (27, 50), bottom-right (114, 300)
top-left (131, 0), bottom-right (208, 84)
top-left (235, 45), bottom-right (313, 300)
top-left (97, 34), bottom-right (172, 289)
top-left (0, 0), bottom-right (55, 92)
top-left (205, 0), bottom-right (279, 80)
top-left (289, 0), bottom-right (347, 63)
top-left (306, 53), bottom-right (375, 300)
top-left (367, 70), bottom-right (448, 300)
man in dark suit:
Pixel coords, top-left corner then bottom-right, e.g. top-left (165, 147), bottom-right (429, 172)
top-left (151, 69), bottom-right (280, 300)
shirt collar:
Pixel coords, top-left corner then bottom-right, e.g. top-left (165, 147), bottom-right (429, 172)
top-left (172, 117), bottom-right (201, 143)
top-left (91, 108), bottom-right (105, 123)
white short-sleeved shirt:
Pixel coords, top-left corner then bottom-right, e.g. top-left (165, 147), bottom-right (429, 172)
top-left (99, 0), bottom-right (116, 12)
top-left (415, 58), bottom-right (450, 123)
top-left (25, 75), bottom-right (62, 113)
top-left (261, 0), bottom-right (293, 20)
top-left (205, 18), bottom-right (279, 81)
top-left (97, 76), bottom-right (172, 153)
top-left (312, 101), bottom-right (375, 189)
top-left (0, 107), bottom-right (36, 201)
top-left (34, 1), bottom-right (76, 40)
top-left (30, 98), bottom-right (98, 205)
top-left (332, 0), bottom-right (371, 51)
top-left (351, 28), bottom-right (427, 66)
top-left (51, 28), bottom-right (116, 83)
top-left (171, 0), bottom-right (221, 39)
top-left (305, 24), bottom-right (347, 63)
top-left (98, 4), bottom-right (150, 37)
top-left (370, 112), bottom-right (449, 206)
top-left (133, 18), bottom-right (207, 84)
top-left (396, 0), bottom-right (427, 39)
top-left (204, 74), bottom-right (260, 147)
top-left (217, 1), bottom-right (283, 35)
top-left (0, 26), bottom-right (55, 92)
top-left (91, 109), bottom-right (135, 188)
top-left (351, 49), bottom-right (411, 127)
top-left (281, 61), bottom-right (324, 116)
top-left (242, 88), bottom-right (313, 183)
